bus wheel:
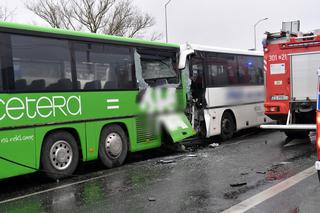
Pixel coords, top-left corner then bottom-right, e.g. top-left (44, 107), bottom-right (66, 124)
top-left (99, 125), bottom-right (128, 168)
top-left (220, 112), bottom-right (235, 141)
top-left (284, 131), bottom-right (309, 139)
top-left (41, 131), bottom-right (79, 180)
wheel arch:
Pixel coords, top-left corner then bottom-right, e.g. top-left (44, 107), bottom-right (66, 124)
top-left (41, 128), bottom-right (83, 162)
top-left (100, 122), bottom-right (130, 151)
top-left (222, 109), bottom-right (237, 131)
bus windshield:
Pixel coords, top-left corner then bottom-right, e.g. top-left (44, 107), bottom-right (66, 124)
top-left (141, 57), bottom-right (176, 80)
top-left (136, 50), bottom-right (179, 87)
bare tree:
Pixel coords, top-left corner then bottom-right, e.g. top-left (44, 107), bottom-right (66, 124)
top-left (26, 0), bottom-right (157, 38)
top-left (0, 5), bottom-right (15, 21)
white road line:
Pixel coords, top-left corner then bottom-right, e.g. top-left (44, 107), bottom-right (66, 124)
top-left (222, 166), bottom-right (316, 213)
top-left (0, 170), bottom-right (123, 205)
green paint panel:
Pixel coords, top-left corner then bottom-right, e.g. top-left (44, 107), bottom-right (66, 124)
top-left (0, 128), bottom-right (36, 179)
top-left (163, 113), bottom-right (195, 142)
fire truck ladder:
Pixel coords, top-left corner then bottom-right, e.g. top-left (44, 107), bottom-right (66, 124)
top-left (260, 110), bottom-right (316, 130)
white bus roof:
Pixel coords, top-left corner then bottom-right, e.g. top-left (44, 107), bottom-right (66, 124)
top-left (182, 43), bottom-right (263, 56)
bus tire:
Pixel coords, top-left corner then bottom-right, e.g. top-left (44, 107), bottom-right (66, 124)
top-left (99, 125), bottom-right (128, 168)
top-left (41, 131), bottom-right (79, 180)
top-left (284, 130), bottom-right (309, 139)
top-left (220, 111), bottom-right (235, 141)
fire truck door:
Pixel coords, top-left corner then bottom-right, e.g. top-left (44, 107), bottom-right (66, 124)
top-left (291, 53), bottom-right (320, 101)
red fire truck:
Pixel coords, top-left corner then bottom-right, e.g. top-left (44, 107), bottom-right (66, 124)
top-left (315, 70), bottom-right (320, 181)
top-left (261, 21), bottom-right (318, 138)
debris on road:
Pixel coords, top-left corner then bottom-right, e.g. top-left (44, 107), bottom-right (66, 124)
top-left (273, 161), bottom-right (291, 166)
top-left (209, 143), bottom-right (219, 148)
top-left (240, 172), bottom-right (249, 175)
top-left (157, 159), bottom-right (176, 164)
top-left (148, 197), bottom-right (156, 202)
top-left (230, 182), bottom-right (247, 187)
top-left (256, 171), bottom-right (266, 174)
top-left (186, 154), bottom-right (197, 158)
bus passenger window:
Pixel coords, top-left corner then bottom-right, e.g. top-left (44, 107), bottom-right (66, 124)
top-left (11, 34), bottom-right (72, 91)
top-left (74, 43), bottom-right (135, 90)
top-left (0, 58), bottom-right (2, 91)
top-left (238, 56), bottom-right (264, 85)
top-left (206, 53), bottom-right (237, 87)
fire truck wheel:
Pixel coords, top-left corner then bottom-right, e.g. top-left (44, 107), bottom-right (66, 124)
top-left (284, 130), bottom-right (309, 139)
top-left (220, 111), bottom-right (235, 141)
top-left (99, 124), bottom-right (128, 169)
top-left (41, 131), bottom-right (79, 180)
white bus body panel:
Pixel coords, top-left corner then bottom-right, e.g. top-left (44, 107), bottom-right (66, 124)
top-left (291, 52), bottom-right (320, 101)
top-left (204, 86), bottom-right (270, 137)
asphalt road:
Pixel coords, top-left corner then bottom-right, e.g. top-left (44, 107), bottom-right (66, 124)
top-left (0, 129), bottom-right (318, 213)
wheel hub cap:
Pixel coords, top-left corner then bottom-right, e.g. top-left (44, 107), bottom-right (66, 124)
top-left (50, 140), bottom-right (73, 170)
top-left (105, 133), bottom-right (123, 158)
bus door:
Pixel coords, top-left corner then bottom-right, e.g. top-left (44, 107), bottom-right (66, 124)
top-left (190, 56), bottom-right (206, 105)
top-left (189, 55), bottom-right (206, 134)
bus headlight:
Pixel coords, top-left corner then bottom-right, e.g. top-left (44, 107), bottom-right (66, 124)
top-left (270, 95), bottom-right (289, 101)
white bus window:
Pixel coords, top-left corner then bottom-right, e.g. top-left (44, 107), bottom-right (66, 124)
top-left (206, 53), bottom-right (237, 87)
top-left (11, 34), bottom-right (72, 91)
top-left (238, 56), bottom-right (264, 85)
top-left (190, 57), bottom-right (205, 100)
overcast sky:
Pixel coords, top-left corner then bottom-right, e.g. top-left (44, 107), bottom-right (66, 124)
top-left (3, 0), bottom-right (320, 50)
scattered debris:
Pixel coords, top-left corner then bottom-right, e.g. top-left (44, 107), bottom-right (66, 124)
top-left (230, 182), bottom-right (247, 187)
top-left (240, 172), bottom-right (249, 175)
top-left (157, 159), bottom-right (176, 164)
top-left (209, 143), bottom-right (219, 148)
top-left (256, 171), bottom-right (266, 174)
top-left (273, 161), bottom-right (290, 166)
top-left (266, 164), bottom-right (290, 181)
top-left (148, 197), bottom-right (156, 202)
top-left (265, 140), bottom-right (268, 144)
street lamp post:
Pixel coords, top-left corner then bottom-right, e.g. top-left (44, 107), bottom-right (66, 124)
top-left (165, 0), bottom-right (172, 43)
top-left (253, 17), bottom-right (268, 50)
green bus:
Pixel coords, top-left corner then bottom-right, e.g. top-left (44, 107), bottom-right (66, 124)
top-left (0, 22), bottom-right (194, 180)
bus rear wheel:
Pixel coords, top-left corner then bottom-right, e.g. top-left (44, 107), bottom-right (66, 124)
top-left (220, 112), bottom-right (235, 141)
top-left (41, 131), bottom-right (79, 180)
top-left (99, 125), bottom-right (128, 168)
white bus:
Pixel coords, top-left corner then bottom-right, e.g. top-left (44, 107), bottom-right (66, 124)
top-left (179, 44), bottom-right (271, 140)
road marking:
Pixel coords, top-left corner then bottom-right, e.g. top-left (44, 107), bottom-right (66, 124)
top-left (222, 166), bottom-right (316, 213)
top-left (0, 170), bottom-right (124, 205)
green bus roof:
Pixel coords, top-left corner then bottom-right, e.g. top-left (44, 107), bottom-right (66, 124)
top-left (0, 21), bottom-right (179, 49)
